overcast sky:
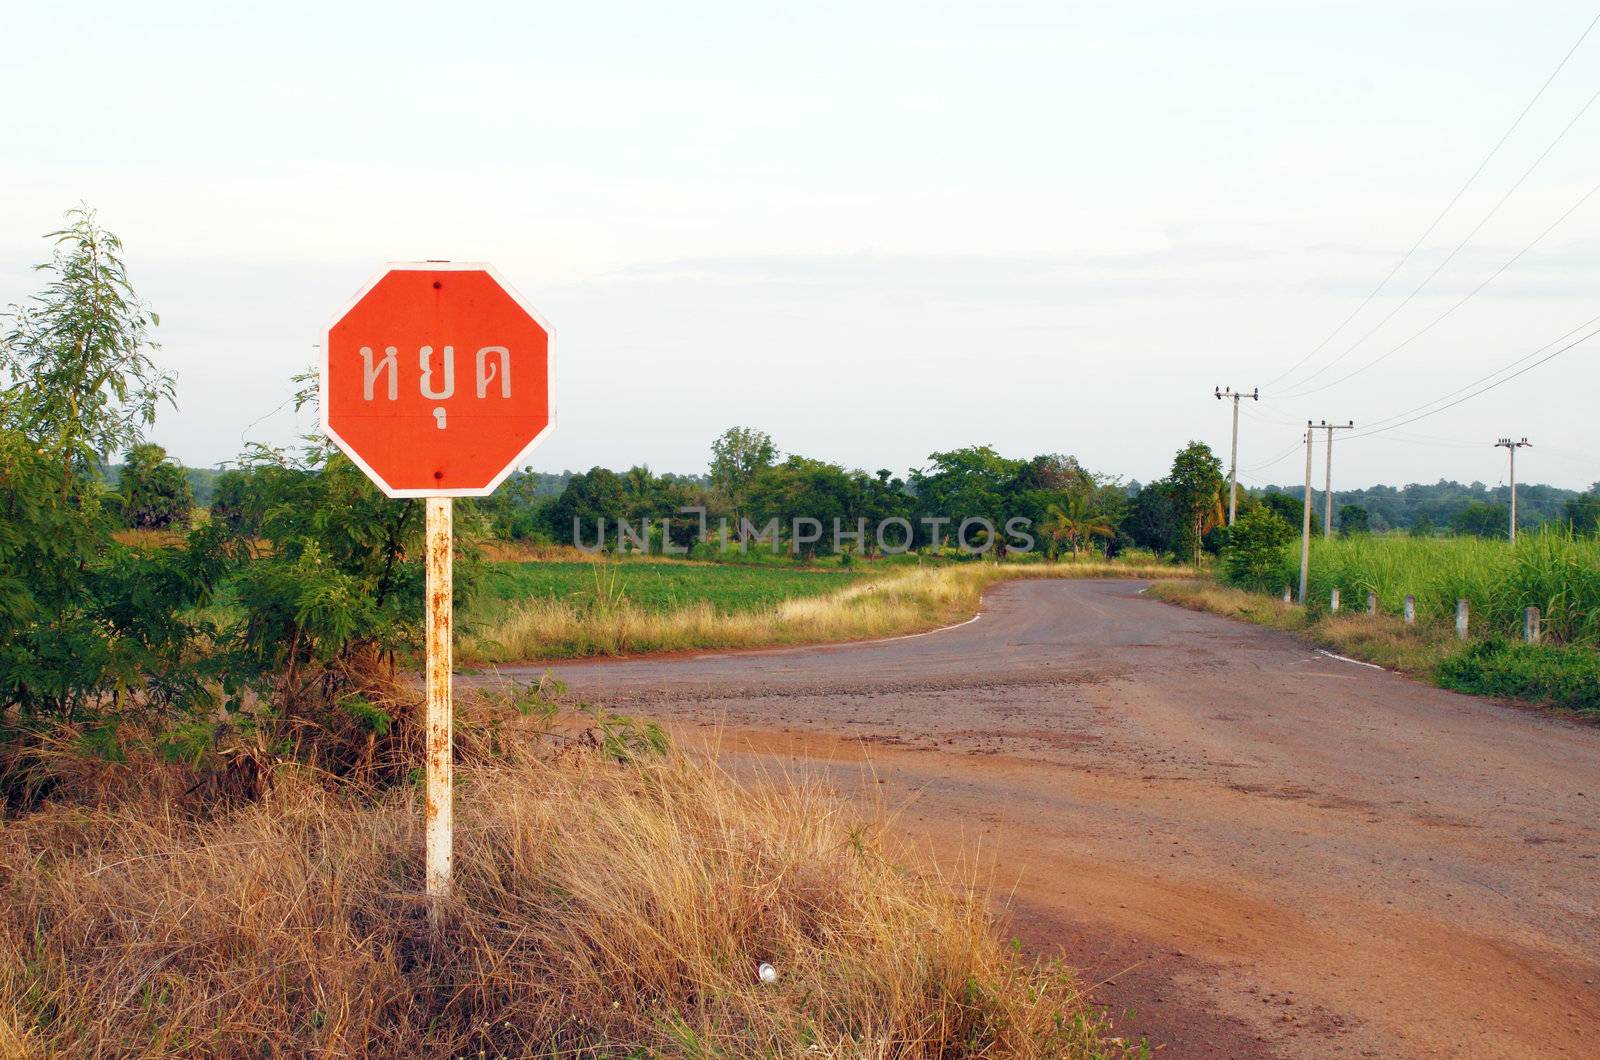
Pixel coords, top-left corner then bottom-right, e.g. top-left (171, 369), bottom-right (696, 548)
top-left (4, 1), bottom-right (1598, 491)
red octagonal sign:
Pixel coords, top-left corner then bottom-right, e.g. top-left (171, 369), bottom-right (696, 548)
top-left (322, 262), bottom-right (554, 497)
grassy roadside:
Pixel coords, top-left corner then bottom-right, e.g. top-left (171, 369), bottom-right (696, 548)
top-left (463, 557), bottom-right (1195, 663)
top-left (0, 722), bottom-right (1137, 1057)
top-left (1147, 579), bottom-right (1600, 716)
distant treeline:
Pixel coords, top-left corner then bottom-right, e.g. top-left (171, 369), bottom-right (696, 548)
top-left (113, 451), bottom-right (1596, 546)
top-left (1252, 479), bottom-right (1596, 534)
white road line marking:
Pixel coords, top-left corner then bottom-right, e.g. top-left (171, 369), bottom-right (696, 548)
top-left (1315, 649), bottom-right (1385, 670)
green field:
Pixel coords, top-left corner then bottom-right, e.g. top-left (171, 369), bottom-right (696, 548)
top-left (1275, 530), bottom-right (1600, 645)
top-left (470, 560), bottom-right (864, 617)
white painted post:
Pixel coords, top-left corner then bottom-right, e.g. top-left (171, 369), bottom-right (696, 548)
top-left (1366, 591), bottom-right (1378, 615)
top-left (1455, 598), bottom-right (1469, 640)
top-left (1330, 587), bottom-right (1340, 613)
top-left (1404, 595), bottom-right (1416, 625)
top-left (1525, 606), bottom-right (1541, 644)
top-left (1283, 584), bottom-right (1292, 604)
top-left (425, 497), bottom-right (454, 933)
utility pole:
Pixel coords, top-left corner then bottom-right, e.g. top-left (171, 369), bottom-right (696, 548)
top-left (1299, 424), bottom-right (1313, 604)
top-left (1495, 437), bottom-right (1532, 543)
top-left (1312, 419), bottom-right (1355, 539)
top-left (1215, 386), bottom-right (1258, 526)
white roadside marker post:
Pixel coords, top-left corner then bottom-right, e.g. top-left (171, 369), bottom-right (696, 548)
top-left (425, 497), bottom-right (454, 933)
top-left (1456, 599), bottom-right (1469, 640)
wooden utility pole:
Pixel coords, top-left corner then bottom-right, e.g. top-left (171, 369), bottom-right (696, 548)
top-left (1215, 386), bottom-right (1258, 526)
top-left (1495, 437), bottom-right (1532, 543)
top-left (424, 497), bottom-right (454, 933)
top-left (1313, 420), bottom-right (1355, 538)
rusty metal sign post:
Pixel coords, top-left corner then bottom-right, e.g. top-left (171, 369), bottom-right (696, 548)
top-left (424, 497), bottom-right (454, 928)
top-left (322, 263), bottom-right (554, 932)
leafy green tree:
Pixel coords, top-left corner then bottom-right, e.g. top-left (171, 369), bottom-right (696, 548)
top-left (1, 206), bottom-right (173, 479)
top-left (1168, 441), bottom-right (1225, 564)
top-left (911, 445), bottom-right (1026, 554)
top-left (118, 442), bottom-right (194, 529)
top-left (549, 467), bottom-right (629, 547)
top-left (1337, 503), bottom-right (1369, 537)
top-left (1221, 506), bottom-right (1294, 590)
top-left (1258, 490), bottom-right (1320, 537)
top-left (1450, 501), bottom-right (1509, 539)
top-left (1563, 491), bottom-right (1600, 534)
top-left (709, 426), bottom-right (776, 541)
top-left (1040, 490), bottom-right (1114, 560)
top-left (1126, 481), bottom-right (1179, 555)
top-left (855, 469), bottom-right (913, 556)
top-left (746, 456), bottom-right (858, 559)
top-left (0, 210), bottom-right (222, 765)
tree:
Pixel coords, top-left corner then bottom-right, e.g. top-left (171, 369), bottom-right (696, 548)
top-left (1258, 490), bottom-right (1320, 537)
top-left (548, 467), bottom-right (629, 547)
top-left (1168, 441), bottom-right (1225, 564)
top-left (911, 445), bottom-right (1027, 554)
top-left (118, 443), bottom-right (194, 529)
top-left (1450, 501), bottom-right (1508, 539)
top-left (1221, 506), bottom-right (1294, 590)
top-left (709, 427), bottom-right (776, 542)
top-left (1563, 492), bottom-right (1600, 535)
top-left (1337, 503), bottom-right (1369, 537)
top-left (1126, 481), bottom-right (1179, 555)
top-left (745, 456), bottom-right (858, 559)
top-left (0, 210), bottom-right (222, 751)
top-left (1, 206), bottom-right (173, 480)
top-left (1040, 490), bottom-right (1114, 560)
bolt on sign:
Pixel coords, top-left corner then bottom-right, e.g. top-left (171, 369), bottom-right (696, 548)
top-left (322, 262), bottom-right (554, 930)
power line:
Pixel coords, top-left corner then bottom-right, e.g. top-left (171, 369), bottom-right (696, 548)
top-left (1345, 322), bottom-right (1600, 440)
top-left (1240, 437), bottom-right (1305, 473)
top-left (1280, 171), bottom-right (1600, 399)
top-left (1265, 10), bottom-right (1600, 390)
top-left (1352, 309), bottom-right (1600, 434)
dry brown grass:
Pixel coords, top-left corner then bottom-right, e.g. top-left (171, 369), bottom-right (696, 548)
top-left (477, 539), bottom-right (608, 563)
top-left (467, 558), bottom-right (1191, 664)
top-left (0, 731), bottom-right (1128, 1058)
top-left (1147, 579), bottom-right (1464, 676)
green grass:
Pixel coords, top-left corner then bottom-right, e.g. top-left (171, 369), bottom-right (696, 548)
top-left (469, 560), bottom-right (864, 619)
top-left (1254, 528), bottom-right (1600, 646)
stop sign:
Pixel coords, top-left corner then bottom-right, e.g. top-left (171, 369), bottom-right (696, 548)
top-left (321, 262), bottom-right (554, 497)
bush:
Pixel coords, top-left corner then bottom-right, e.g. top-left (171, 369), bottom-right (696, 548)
top-left (1436, 639), bottom-right (1600, 715)
top-left (1221, 506), bottom-right (1294, 590)
top-left (117, 442), bottom-right (193, 529)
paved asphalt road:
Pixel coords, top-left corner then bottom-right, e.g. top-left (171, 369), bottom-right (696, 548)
top-left (495, 578), bottom-right (1600, 1058)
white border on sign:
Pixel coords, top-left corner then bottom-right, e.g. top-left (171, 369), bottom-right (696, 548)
top-left (319, 261), bottom-right (557, 499)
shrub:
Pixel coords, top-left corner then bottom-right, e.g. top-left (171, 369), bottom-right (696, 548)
top-left (116, 442), bottom-right (193, 528)
top-left (1221, 506), bottom-right (1295, 590)
top-left (1436, 639), bottom-right (1600, 715)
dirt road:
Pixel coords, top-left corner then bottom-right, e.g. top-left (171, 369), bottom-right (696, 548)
top-left (497, 579), bottom-right (1600, 1057)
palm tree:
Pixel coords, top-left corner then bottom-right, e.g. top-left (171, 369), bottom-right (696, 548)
top-left (1041, 492), bottom-right (1115, 561)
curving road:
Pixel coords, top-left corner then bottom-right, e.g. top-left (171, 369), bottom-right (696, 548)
top-left (495, 579), bottom-right (1600, 1057)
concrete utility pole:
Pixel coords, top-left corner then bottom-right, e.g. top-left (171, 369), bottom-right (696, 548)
top-left (1313, 420), bottom-right (1355, 538)
top-left (1215, 386), bottom-right (1258, 526)
top-left (1495, 437), bottom-right (1532, 543)
top-left (1299, 425), bottom-right (1313, 604)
